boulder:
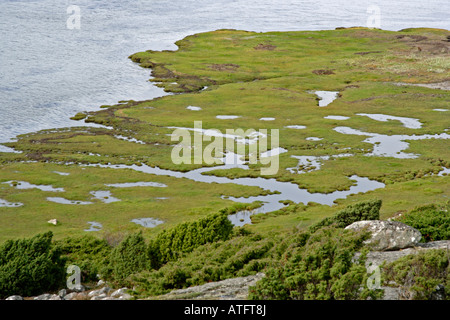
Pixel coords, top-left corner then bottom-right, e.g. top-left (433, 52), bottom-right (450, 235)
top-left (63, 292), bottom-right (79, 300)
top-left (47, 219), bottom-right (58, 225)
top-left (88, 286), bottom-right (110, 297)
top-left (110, 288), bottom-right (128, 298)
top-left (6, 295), bottom-right (23, 300)
top-left (345, 220), bottom-right (421, 251)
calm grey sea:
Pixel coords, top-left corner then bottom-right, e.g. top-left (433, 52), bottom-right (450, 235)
top-left (0, 0), bottom-right (448, 144)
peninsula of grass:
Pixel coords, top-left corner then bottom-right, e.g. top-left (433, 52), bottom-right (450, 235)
top-left (0, 27), bottom-right (448, 251)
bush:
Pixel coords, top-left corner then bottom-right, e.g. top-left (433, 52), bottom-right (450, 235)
top-left (395, 202), bottom-right (450, 242)
top-left (0, 232), bottom-right (66, 298)
top-left (382, 249), bottom-right (450, 300)
top-left (248, 227), bottom-right (382, 300)
top-left (148, 210), bottom-right (234, 269)
top-left (309, 199), bottom-right (382, 233)
top-left (55, 235), bottom-right (112, 283)
top-left (131, 231), bottom-right (274, 297)
top-left (102, 232), bottom-right (149, 285)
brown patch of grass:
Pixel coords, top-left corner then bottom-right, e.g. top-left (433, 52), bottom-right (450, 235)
top-left (312, 69), bottom-right (335, 75)
top-left (254, 43), bottom-right (277, 51)
top-left (209, 63), bottom-right (240, 71)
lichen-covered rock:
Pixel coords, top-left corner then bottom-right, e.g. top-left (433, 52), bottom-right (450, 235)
top-left (160, 273), bottom-right (265, 300)
top-left (345, 220), bottom-right (421, 251)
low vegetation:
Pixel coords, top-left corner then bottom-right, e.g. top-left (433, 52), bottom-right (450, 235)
top-left (0, 27), bottom-right (449, 299)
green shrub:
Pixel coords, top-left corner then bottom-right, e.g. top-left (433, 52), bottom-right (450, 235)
top-left (248, 227), bottom-right (382, 300)
top-left (0, 232), bottom-right (66, 298)
top-left (102, 232), bottom-right (149, 285)
top-left (148, 210), bottom-right (234, 268)
top-left (309, 199), bottom-right (382, 233)
top-left (382, 249), bottom-right (450, 300)
top-left (395, 202), bottom-right (450, 242)
top-left (131, 231), bottom-right (274, 297)
top-left (55, 235), bottom-right (112, 283)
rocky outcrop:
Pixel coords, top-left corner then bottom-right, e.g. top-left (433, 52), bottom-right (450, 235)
top-left (4, 283), bottom-right (132, 301)
top-left (357, 240), bottom-right (450, 300)
top-left (158, 273), bottom-right (265, 300)
top-left (345, 220), bottom-right (422, 251)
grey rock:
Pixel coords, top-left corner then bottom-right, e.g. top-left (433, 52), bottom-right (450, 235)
top-left (353, 240), bottom-right (450, 300)
top-left (345, 220), bottom-right (421, 251)
top-left (49, 294), bottom-right (62, 300)
top-left (96, 279), bottom-right (105, 287)
top-left (6, 295), bottom-right (23, 300)
top-left (110, 288), bottom-right (128, 298)
top-left (63, 292), bottom-right (79, 300)
top-left (58, 289), bottom-right (67, 298)
top-left (100, 297), bottom-right (117, 300)
top-left (430, 284), bottom-right (446, 300)
top-left (34, 293), bottom-right (53, 300)
top-left (88, 286), bottom-right (110, 297)
top-left (118, 293), bottom-right (132, 300)
top-left (161, 272), bottom-right (265, 300)
top-left (90, 294), bottom-right (107, 300)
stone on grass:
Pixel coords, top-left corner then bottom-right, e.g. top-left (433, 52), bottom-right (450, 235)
top-left (345, 220), bottom-right (422, 251)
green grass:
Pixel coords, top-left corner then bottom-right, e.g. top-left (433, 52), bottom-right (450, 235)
top-left (0, 27), bottom-right (449, 243)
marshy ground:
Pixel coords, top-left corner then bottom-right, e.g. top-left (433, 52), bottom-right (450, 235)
top-left (0, 27), bottom-right (448, 242)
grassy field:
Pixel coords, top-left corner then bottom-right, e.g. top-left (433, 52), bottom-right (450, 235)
top-left (0, 27), bottom-right (448, 243)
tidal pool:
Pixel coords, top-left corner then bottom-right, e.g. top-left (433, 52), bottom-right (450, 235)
top-left (3, 181), bottom-right (64, 192)
top-left (47, 197), bottom-right (93, 205)
top-left (0, 198), bottom-right (23, 207)
top-left (114, 135), bottom-right (146, 144)
top-left (284, 125), bottom-right (306, 129)
top-left (334, 126), bottom-right (450, 159)
top-left (216, 115), bottom-right (240, 119)
top-left (131, 218), bottom-right (164, 228)
top-left (186, 106), bottom-right (202, 111)
top-left (84, 151), bottom-right (385, 225)
top-left (356, 113), bottom-right (422, 129)
top-left (324, 115), bottom-right (350, 120)
top-left (53, 171), bottom-right (70, 176)
top-left (167, 125), bottom-right (267, 145)
top-left (85, 222), bottom-right (102, 232)
top-left (314, 91), bottom-right (339, 107)
top-left (287, 153), bottom-right (353, 174)
top-left (306, 137), bottom-right (323, 141)
top-left (90, 190), bottom-right (121, 203)
top-left (260, 147), bottom-right (288, 158)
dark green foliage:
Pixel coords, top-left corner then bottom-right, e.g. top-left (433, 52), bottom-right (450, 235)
top-left (248, 227), bottom-right (382, 300)
top-left (102, 232), bottom-right (149, 285)
top-left (148, 210), bottom-right (234, 269)
top-left (0, 232), bottom-right (66, 298)
top-left (309, 199), bottom-right (382, 233)
top-left (395, 202), bottom-right (450, 242)
top-left (382, 249), bottom-right (450, 300)
top-left (131, 231), bottom-right (274, 297)
top-left (55, 235), bottom-right (112, 283)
